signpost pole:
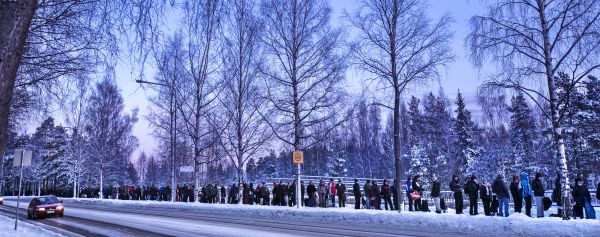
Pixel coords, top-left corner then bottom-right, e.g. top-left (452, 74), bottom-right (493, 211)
top-left (292, 151), bottom-right (303, 209)
top-left (296, 163), bottom-right (300, 209)
top-left (14, 149), bottom-right (24, 230)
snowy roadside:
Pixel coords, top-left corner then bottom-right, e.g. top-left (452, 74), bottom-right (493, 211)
top-left (70, 198), bottom-right (600, 237)
top-left (0, 214), bottom-right (64, 237)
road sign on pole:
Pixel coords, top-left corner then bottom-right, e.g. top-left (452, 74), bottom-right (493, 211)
top-left (292, 151), bottom-right (304, 164)
top-left (293, 151), bottom-right (303, 209)
top-left (14, 149), bottom-right (32, 230)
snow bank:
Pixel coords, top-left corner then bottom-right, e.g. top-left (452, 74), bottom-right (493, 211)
top-left (70, 198), bottom-right (600, 237)
top-left (0, 215), bottom-right (64, 237)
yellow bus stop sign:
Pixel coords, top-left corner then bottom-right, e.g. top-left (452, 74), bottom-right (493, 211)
top-left (292, 151), bottom-right (304, 164)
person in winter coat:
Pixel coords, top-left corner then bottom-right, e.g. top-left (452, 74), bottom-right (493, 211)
top-left (510, 175), bottom-right (523, 213)
top-left (520, 173), bottom-right (533, 217)
top-left (465, 176), bottom-right (480, 215)
top-left (364, 180), bottom-right (372, 209)
top-left (391, 180), bottom-right (399, 210)
top-left (412, 176), bottom-right (424, 211)
top-left (301, 181), bottom-right (306, 207)
top-left (597, 183), bottom-right (599, 201)
top-left (353, 179), bottom-right (361, 209)
top-left (406, 177), bottom-right (414, 211)
top-left (337, 179), bottom-right (346, 208)
top-left (242, 183), bottom-right (249, 204)
top-left (551, 174), bottom-right (563, 217)
top-left (532, 172), bottom-right (545, 218)
top-left (329, 179), bottom-right (337, 207)
top-left (382, 180), bottom-right (393, 210)
top-left (431, 175), bottom-right (442, 214)
top-left (372, 180), bottom-right (381, 210)
top-left (289, 181), bottom-right (297, 207)
top-left (449, 175), bottom-right (463, 214)
top-left (262, 183), bottom-right (270, 205)
top-left (248, 183), bottom-right (255, 205)
top-left (318, 180), bottom-right (327, 207)
top-left (307, 181), bottom-right (316, 207)
top-left (572, 178), bottom-right (592, 219)
top-left (492, 174), bottom-right (510, 217)
top-left (480, 180), bottom-right (493, 216)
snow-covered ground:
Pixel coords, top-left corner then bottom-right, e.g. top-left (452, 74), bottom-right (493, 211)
top-left (69, 198), bottom-right (600, 237)
top-left (0, 214), bottom-right (64, 237)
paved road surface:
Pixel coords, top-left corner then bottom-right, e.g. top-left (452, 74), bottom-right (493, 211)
top-left (0, 197), bottom-right (471, 237)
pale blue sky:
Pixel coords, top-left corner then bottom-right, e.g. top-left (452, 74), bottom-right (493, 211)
top-left (112, 0), bottom-right (489, 161)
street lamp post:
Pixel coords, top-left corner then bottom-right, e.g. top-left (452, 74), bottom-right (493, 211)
top-left (136, 79), bottom-right (177, 202)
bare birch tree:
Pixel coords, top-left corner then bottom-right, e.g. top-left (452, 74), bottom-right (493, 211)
top-left (467, 0), bottom-right (600, 219)
top-left (346, 0), bottom-right (454, 211)
top-left (83, 74), bottom-right (138, 199)
top-left (219, 0), bottom-right (271, 186)
top-left (0, 0), bottom-right (169, 191)
top-left (176, 0), bottom-right (225, 202)
top-left (260, 0), bottom-right (349, 152)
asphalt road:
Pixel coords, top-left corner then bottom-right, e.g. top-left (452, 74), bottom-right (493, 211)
top-left (0, 197), bottom-right (471, 237)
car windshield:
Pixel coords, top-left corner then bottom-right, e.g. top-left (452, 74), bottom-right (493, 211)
top-left (37, 197), bottom-right (59, 205)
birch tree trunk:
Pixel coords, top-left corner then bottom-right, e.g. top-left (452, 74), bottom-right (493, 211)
top-left (0, 1), bottom-right (36, 184)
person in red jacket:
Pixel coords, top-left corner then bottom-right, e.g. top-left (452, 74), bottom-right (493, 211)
top-left (329, 179), bottom-right (337, 207)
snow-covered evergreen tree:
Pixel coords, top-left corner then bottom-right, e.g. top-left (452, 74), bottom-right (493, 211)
top-left (508, 92), bottom-right (537, 174)
top-left (453, 91), bottom-right (481, 175)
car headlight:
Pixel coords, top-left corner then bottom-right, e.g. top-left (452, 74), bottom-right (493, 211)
top-left (56, 206), bottom-right (63, 210)
top-left (38, 207), bottom-right (46, 211)
top-left (0, 197), bottom-right (4, 201)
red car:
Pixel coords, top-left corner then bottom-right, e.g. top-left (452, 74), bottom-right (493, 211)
top-left (27, 196), bottom-right (64, 219)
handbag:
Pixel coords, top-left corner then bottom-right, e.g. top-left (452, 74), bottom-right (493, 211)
top-left (409, 191), bottom-right (421, 201)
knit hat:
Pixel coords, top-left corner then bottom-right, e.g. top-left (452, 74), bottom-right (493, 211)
top-left (575, 177), bottom-right (582, 183)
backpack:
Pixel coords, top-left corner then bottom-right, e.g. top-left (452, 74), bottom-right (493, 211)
top-left (520, 173), bottom-right (532, 197)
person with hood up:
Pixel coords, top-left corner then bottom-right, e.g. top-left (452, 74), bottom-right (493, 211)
top-left (449, 175), bottom-right (463, 214)
top-left (492, 174), bottom-right (510, 217)
top-left (521, 172), bottom-right (533, 217)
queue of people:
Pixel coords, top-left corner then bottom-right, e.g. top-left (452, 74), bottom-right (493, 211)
top-left (20, 173), bottom-right (598, 220)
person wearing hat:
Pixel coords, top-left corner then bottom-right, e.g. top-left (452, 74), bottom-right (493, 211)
top-left (572, 177), bottom-right (591, 219)
top-left (532, 172), bottom-right (545, 218)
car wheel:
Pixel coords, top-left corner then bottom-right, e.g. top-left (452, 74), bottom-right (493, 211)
top-left (59, 213), bottom-right (63, 217)
top-left (27, 212), bottom-right (31, 219)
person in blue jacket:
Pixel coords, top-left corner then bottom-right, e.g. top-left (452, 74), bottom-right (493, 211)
top-left (521, 172), bottom-right (533, 217)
